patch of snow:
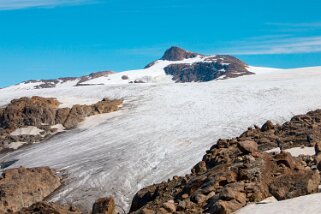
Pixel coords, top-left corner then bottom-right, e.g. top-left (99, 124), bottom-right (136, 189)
top-left (51, 124), bottom-right (65, 133)
top-left (237, 193), bottom-right (321, 214)
top-left (10, 126), bottom-right (44, 136)
top-left (266, 146), bottom-right (315, 157)
top-left (4, 141), bottom-right (28, 150)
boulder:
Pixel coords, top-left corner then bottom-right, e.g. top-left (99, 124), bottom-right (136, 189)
top-left (261, 120), bottom-right (274, 132)
top-left (237, 140), bottom-right (258, 154)
top-left (0, 167), bottom-right (61, 213)
top-left (130, 185), bottom-right (158, 212)
top-left (269, 170), bottom-right (320, 200)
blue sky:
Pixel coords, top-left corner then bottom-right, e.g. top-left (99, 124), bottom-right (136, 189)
top-left (1, 0), bottom-right (321, 87)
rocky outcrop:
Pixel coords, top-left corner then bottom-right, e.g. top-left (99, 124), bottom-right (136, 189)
top-left (129, 109), bottom-right (321, 214)
top-left (0, 97), bottom-right (123, 152)
top-left (0, 167), bottom-right (62, 213)
top-left (18, 202), bottom-right (82, 214)
top-left (21, 71), bottom-right (114, 89)
top-left (164, 55), bottom-right (253, 83)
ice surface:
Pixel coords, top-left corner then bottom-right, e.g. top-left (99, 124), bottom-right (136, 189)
top-left (1, 66), bottom-right (321, 211)
top-left (237, 193), bottom-right (321, 214)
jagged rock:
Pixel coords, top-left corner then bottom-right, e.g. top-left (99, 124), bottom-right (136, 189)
top-left (18, 202), bottom-right (82, 214)
top-left (92, 197), bottom-right (116, 214)
top-left (0, 167), bottom-right (61, 213)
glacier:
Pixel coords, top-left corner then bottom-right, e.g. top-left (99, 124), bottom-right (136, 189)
top-left (1, 65), bottom-right (321, 212)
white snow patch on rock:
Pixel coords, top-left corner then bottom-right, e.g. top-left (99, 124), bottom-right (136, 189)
top-left (10, 126), bottom-right (44, 136)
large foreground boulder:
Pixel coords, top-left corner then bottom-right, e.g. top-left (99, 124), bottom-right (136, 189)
top-left (0, 167), bottom-right (61, 213)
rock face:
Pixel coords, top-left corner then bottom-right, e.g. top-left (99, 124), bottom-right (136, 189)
top-left (0, 167), bottom-right (61, 213)
top-left (129, 109), bottom-right (321, 214)
top-left (164, 55), bottom-right (253, 83)
top-left (0, 97), bottom-right (123, 152)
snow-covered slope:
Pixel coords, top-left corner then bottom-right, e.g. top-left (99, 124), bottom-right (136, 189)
top-left (237, 193), bottom-right (321, 214)
top-left (1, 66), bottom-right (321, 212)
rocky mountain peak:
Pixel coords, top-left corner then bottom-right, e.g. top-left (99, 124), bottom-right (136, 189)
top-left (160, 46), bottom-right (200, 61)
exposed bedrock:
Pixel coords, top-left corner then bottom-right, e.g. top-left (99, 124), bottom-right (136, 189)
top-left (0, 96), bottom-right (123, 152)
top-left (164, 55), bottom-right (253, 83)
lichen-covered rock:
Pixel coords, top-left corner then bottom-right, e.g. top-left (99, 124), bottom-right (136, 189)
top-left (0, 167), bottom-right (61, 213)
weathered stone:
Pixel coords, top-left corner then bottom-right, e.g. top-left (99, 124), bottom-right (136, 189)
top-left (269, 170), bottom-right (320, 200)
top-left (237, 140), bottom-right (258, 154)
top-left (130, 185), bottom-right (158, 212)
top-left (261, 120), bottom-right (274, 132)
top-left (0, 167), bottom-right (61, 213)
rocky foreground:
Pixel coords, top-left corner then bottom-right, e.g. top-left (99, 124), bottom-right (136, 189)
top-left (2, 109), bottom-right (321, 213)
top-left (0, 96), bottom-right (123, 152)
top-left (129, 110), bottom-right (321, 214)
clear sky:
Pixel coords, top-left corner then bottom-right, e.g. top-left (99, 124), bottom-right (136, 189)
top-left (1, 0), bottom-right (321, 87)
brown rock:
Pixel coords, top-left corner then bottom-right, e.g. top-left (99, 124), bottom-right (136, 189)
top-left (162, 201), bottom-right (176, 212)
top-left (261, 120), bottom-right (274, 132)
top-left (192, 161), bottom-right (207, 174)
top-left (92, 197), bottom-right (116, 214)
top-left (0, 166), bottom-right (61, 213)
top-left (269, 170), bottom-right (320, 200)
top-left (130, 185), bottom-right (158, 212)
top-left (237, 140), bottom-right (258, 154)
top-left (18, 202), bottom-right (81, 214)
top-left (55, 108), bottom-right (71, 124)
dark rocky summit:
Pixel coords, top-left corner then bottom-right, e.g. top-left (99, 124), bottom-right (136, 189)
top-left (164, 55), bottom-right (252, 82)
top-left (145, 47), bottom-right (253, 82)
top-left (0, 96), bottom-right (123, 152)
top-left (129, 109), bottom-right (321, 214)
